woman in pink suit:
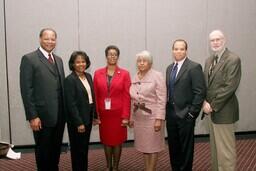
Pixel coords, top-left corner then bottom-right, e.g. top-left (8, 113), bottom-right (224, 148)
top-left (93, 45), bottom-right (131, 171)
top-left (129, 50), bottom-right (167, 171)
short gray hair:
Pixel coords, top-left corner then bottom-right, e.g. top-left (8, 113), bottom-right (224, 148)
top-left (209, 30), bottom-right (225, 40)
top-left (136, 50), bottom-right (153, 64)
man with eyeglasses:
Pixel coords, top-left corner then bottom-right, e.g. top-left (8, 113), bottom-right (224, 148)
top-left (202, 30), bottom-right (242, 171)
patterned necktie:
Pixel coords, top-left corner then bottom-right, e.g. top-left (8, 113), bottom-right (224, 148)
top-left (209, 55), bottom-right (218, 76)
top-left (169, 63), bottom-right (178, 99)
top-left (48, 53), bottom-right (54, 64)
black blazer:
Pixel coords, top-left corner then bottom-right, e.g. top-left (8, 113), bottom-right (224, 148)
top-left (166, 58), bottom-right (206, 119)
top-left (20, 49), bottom-right (65, 127)
top-left (64, 72), bottom-right (97, 127)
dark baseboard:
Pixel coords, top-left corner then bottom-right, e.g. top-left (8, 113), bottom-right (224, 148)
top-left (13, 142), bottom-right (69, 153)
top-left (13, 130), bottom-right (256, 151)
top-left (194, 130), bottom-right (256, 139)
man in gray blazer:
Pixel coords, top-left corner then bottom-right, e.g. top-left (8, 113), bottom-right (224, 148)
top-left (202, 30), bottom-right (241, 171)
top-left (166, 39), bottom-right (206, 171)
top-left (20, 28), bottom-right (65, 171)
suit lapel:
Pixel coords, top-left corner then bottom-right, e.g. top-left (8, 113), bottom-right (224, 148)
top-left (100, 66), bottom-right (123, 96)
top-left (101, 68), bottom-right (109, 93)
top-left (53, 55), bottom-right (62, 74)
top-left (208, 49), bottom-right (229, 85)
top-left (108, 66), bottom-right (121, 93)
top-left (166, 63), bottom-right (174, 87)
top-left (85, 73), bottom-right (93, 89)
top-left (86, 72), bottom-right (96, 102)
top-left (37, 50), bottom-right (57, 76)
top-left (175, 58), bottom-right (188, 84)
top-left (204, 58), bottom-right (212, 86)
top-left (72, 72), bottom-right (88, 96)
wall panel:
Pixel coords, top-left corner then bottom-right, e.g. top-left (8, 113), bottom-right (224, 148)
top-left (207, 0), bottom-right (256, 132)
top-left (78, 0), bottom-right (146, 141)
top-left (1, 0), bottom-right (256, 145)
top-left (5, 0), bottom-right (79, 145)
top-left (146, 0), bottom-right (209, 134)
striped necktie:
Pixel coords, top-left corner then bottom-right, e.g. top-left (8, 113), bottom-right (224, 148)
top-left (169, 63), bottom-right (178, 99)
top-left (209, 55), bottom-right (218, 76)
top-left (48, 53), bottom-right (54, 64)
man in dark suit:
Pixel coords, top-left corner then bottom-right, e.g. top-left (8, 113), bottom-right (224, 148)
top-left (20, 28), bottom-right (65, 171)
top-left (166, 39), bottom-right (206, 171)
top-left (202, 30), bottom-right (241, 171)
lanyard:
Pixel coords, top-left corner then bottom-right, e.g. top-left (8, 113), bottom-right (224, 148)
top-left (106, 75), bottom-right (113, 97)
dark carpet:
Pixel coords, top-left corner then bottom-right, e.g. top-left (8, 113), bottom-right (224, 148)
top-left (0, 139), bottom-right (256, 171)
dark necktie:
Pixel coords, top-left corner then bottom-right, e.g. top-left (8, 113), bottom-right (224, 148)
top-left (169, 63), bottom-right (178, 99)
top-left (209, 55), bottom-right (218, 76)
top-left (48, 53), bottom-right (54, 64)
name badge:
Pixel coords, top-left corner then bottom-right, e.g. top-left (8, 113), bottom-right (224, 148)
top-left (104, 98), bottom-right (111, 110)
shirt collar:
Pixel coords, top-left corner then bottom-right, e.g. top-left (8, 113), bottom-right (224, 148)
top-left (214, 47), bottom-right (226, 61)
top-left (174, 56), bottom-right (186, 67)
top-left (39, 47), bottom-right (53, 59)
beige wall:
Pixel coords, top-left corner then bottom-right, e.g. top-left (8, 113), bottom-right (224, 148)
top-left (0, 0), bottom-right (255, 145)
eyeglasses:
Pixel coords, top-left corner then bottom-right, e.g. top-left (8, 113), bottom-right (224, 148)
top-left (107, 53), bottom-right (118, 57)
top-left (210, 38), bottom-right (223, 43)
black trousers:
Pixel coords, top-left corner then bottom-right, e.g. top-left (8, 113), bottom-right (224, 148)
top-left (166, 104), bottom-right (195, 171)
top-left (33, 119), bottom-right (65, 171)
top-left (68, 123), bottom-right (92, 171)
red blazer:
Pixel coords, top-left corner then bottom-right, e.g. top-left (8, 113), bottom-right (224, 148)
top-left (93, 66), bottom-right (131, 119)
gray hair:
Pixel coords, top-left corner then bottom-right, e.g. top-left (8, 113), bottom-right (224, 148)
top-left (209, 30), bottom-right (225, 40)
top-left (136, 50), bottom-right (153, 64)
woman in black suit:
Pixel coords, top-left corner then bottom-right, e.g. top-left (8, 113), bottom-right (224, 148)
top-left (65, 51), bottom-right (97, 171)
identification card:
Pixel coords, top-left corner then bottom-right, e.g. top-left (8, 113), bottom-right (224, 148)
top-left (104, 98), bottom-right (111, 110)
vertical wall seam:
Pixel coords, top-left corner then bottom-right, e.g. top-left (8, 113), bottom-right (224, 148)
top-left (145, 0), bottom-right (147, 50)
top-left (3, 0), bottom-right (12, 143)
top-left (77, 0), bottom-right (81, 50)
top-left (206, 0), bottom-right (209, 55)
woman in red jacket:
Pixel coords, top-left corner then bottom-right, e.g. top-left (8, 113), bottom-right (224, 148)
top-left (93, 45), bottom-right (131, 171)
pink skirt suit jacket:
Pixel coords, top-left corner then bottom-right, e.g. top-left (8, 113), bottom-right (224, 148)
top-left (130, 69), bottom-right (167, 153)
top-left (93, 66), bottom-right (131, 145)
